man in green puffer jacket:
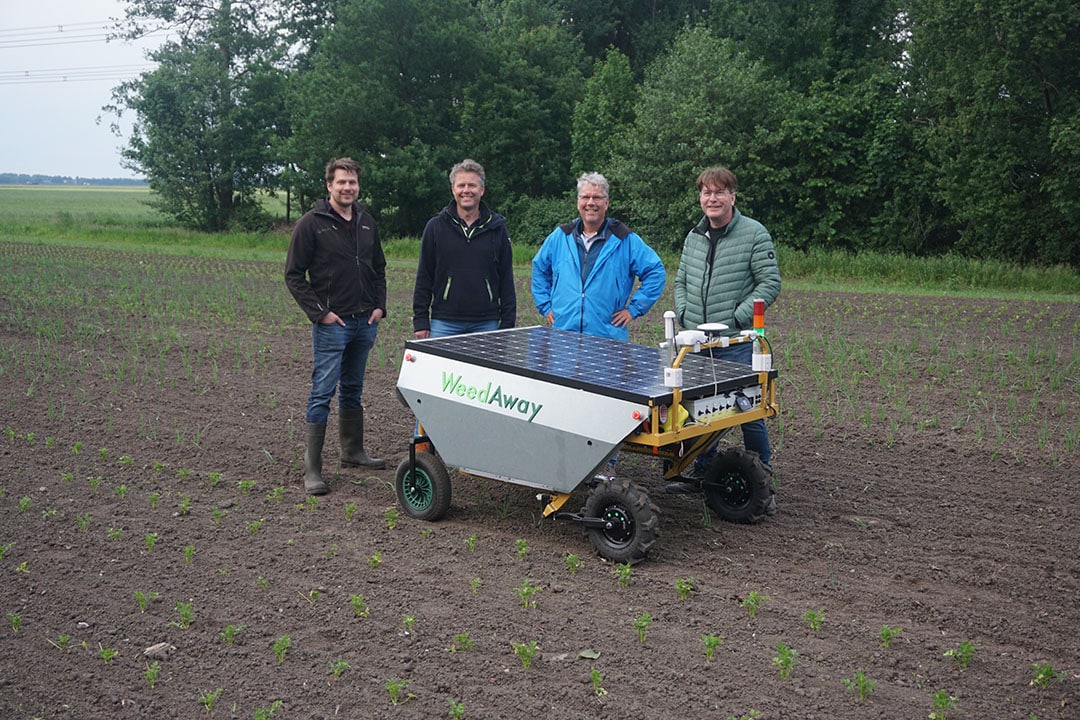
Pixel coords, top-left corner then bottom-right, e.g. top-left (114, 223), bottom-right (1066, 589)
top-left (668, 167), bottom-right (781, 505)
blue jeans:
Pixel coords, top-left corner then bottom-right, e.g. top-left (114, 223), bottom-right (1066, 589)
top-left (695, 341), bottom-right (771, 467)
top-left (429, 318), bottom-right (499, 338)
top-left (306, 318), bottom-right (379, 424)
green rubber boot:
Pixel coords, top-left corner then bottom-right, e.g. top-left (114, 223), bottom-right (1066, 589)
top-left (304, 422), bottom-right (329, 495)
top-left (339, 407), bottom-right (385, 469)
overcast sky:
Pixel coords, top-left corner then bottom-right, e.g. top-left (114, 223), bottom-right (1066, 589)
top-left (1, 0), bottom-right (164, 179)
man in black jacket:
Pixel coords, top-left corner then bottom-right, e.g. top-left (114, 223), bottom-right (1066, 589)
top-left (285, 157), bottom-right (387, 495)
top-left (412, 158), bottom-right (516, 340)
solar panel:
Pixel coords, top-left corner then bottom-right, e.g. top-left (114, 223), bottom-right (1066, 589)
top-left (404, 326), bottom-right (772, 405)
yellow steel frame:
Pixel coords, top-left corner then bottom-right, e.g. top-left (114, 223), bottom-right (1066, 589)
top-left (618, 335), bottom-right (779, 480)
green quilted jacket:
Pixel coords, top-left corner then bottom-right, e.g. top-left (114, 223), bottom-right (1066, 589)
top-left (674, 210), bottom-right (781, 335)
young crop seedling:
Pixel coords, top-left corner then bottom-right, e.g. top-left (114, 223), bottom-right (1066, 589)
top-left (252, 700), bottom-right (284, 720)
top-left (99, 447), bottom-right (108, 462)
top-left (726, 712), bottom-right (762, 720)
top-left (273, 635), bottom-right (291, 663)
top-left (199, 687), bottom-right (223, 713)
top-left (183, 545), bottom-right (196, 564)
top-left (702, 634), bottom-right (725, 662)
top-left (144, 532), bottom-right (159, 553)
top-left (14, 561), bottom-right (29, 573)
top-left (385, 507), bottom-right (399, 529)
top-left (772, 643), bottom-right (798, 678)
top-left (879, 624), bottom-right (903, 649)
top-left (514, 538), bottom-right (530, 560)
top-left (76, 513), bottom-right (91, 532)
top-left (72, 441), bottom-right (83, 456)
top-left (220, 624), bottom-right (245, 646)
top-left (465, 534), bottom-right (478, 552)
top-left (119, 454), bottom-right (133, 467)
top-left (304, 495), bottom-right (319, 512)
top-left (88, 476), bottom-right (102, 493)
top-left (256, 577), bottom-right (270, 591)
top-left (590, 668), bottom-right (608, 696)
top-left (385, 677), bottom-right (414, 705)
top-left (944, 641), bottom-right (976, 670)
top-left (802, 609), bottom-right (825, 631)
top-left (401, 614), bottom-right (416, 633)
top-left (134, 591), bottom-right (159, 613)
top-left (512, 640), bottom-right (539, 669)
top-left (1029, 662), bottom-right (1066, 689)
top-left (344, 502), bottom-right (357, 521)
top-left (632, 612), bottom-right (653, 643)
top-left (267, 486), bottom-right (285, 503)
top-left (172, 601), bottom-right (194, 629)
top-left (114, 484), bottom-right (128, 500)
top-left (368, 551), bottom-right (383, 569)
top-left (516, 580), bottom-right (540, 609)
top-left (41, 507), bottom-right (57, 520)
top-left (18, 496), bottom-right (31, 512)
top-left (149, 492), bottom-right (161, 509)
top-left (469, 577), bottom-right (482, 594)
top-left (177, 494), bottom-right (192, 516)
top-left (928, 690), bottom-right (958, 720)
top-left (8, 612), bottom-right (21, 633)
top-left (613, 562), bottom-right (632, 588)
top-left (246, 518), bottom-right (265, 535)
top-left (107, 527), bottom-right (123, 541)
top-left (349, 593), bottom-right (370, 618)
top-left (56, 634), bottom-right (70, 650)
top-left (842, 671), bottom-right (877, 701)
top-left (741, 590), bottom-right (770, 619)
top-left (448, 698), bottom-right (466, 720)
top-left (208, 472), bottom-right (223, 486)
top-left (328, 659), bottom-right (351, 682)
top-left (675, 576), bottom-right (695, 600)
top-left (0, 542), bottom-right (13, 561)
top-left (144, 661), bottom-right (161, 688)
top-left (98, 645), bottom-right (119, 663)
top-left (451, 632), bottom-right (473, 652)
top-left (564, 553), bottom-right (581, 575)
top-left (237, 479), bottom-right (255, 494)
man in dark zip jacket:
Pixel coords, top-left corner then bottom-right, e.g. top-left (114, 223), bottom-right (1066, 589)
top-left (285, 157), bottom-right (388, 495)
top-left (412, 158), bottom-right (516, 339)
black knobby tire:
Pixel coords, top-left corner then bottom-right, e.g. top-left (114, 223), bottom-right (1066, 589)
top-left (394, 452), bottom-right (451, 521)
top-left (583, 477), bottom-right (661, 564)
top-left (702, 447), bottom-right (773, 524)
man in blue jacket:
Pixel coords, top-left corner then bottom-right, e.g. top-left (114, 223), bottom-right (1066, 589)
top-left (531, 172), bottom-right (665, 342)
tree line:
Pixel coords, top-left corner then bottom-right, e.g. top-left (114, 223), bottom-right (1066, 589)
top-left (108, 0), bottom-right (1079, 266)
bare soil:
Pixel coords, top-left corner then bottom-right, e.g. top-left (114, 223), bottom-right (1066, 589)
top-left (1, 247), bottom-right (1077, 719)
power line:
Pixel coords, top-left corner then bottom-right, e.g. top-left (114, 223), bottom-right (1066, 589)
top-left (0, 63), bottom-right (156, 86)
top-left (0, 20), bottom-right (167, 50)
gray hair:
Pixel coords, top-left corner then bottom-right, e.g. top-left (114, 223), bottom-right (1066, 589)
top-left (576, 172), bottom-right (609, 198)
top-left (449, 158), bottom-right (486, 187)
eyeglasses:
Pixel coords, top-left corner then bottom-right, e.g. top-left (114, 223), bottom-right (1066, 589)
top-left (699, 188), bottom-right (731, 198)
top-left (578, 195), bottom-right (608, 203)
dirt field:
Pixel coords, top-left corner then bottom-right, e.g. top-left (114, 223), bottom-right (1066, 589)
top-left (1, 244), bottom-right (1077, 719)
